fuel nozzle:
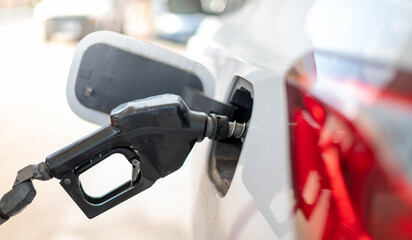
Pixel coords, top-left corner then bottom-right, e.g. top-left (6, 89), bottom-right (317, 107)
top-left (0, 94), bottom-right (248, 224)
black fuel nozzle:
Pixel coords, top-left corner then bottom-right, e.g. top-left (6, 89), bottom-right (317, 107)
top-left (0, 94), bottom-right (247, 223)
top-left (45, 94), bottom-right (247, 218)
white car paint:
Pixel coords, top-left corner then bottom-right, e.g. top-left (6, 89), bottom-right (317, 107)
top-left (188, 0), bottom-right (412, 239)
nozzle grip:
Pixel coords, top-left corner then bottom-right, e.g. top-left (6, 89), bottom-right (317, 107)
top-left (58, 146), bottom-right (153, 219)
top-left (45, 125), bottom-right (148, 219)
top-left (45, 125), bottom-right (123, 179)
top-left (60, 172), bottom-right (154, 219)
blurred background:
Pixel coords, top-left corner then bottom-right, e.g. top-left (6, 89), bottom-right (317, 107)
top-left (0, 0), bottom-right (228, 239)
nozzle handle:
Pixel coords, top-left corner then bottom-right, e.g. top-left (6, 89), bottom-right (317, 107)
top-left (58, 146), bottom-right (155, 219)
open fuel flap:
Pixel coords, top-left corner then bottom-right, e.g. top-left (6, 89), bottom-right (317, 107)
top-left (66, 31), bottom-right (235, 125)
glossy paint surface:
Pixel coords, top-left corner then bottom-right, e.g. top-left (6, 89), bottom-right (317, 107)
top-left (189, 0), bottom-right (412, 239)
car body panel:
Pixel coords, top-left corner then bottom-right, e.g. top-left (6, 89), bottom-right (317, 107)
top-left (190, 60), bottom-right (293, 239)
top-left (189, 0), bottom-right (412, 238)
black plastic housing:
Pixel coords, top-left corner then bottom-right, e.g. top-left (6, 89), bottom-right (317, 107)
top-left (45, 94), bottom-right (208, 218)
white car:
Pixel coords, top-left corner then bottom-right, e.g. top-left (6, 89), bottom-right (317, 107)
top-left (187, 0), bottom-right (412, 239)
top-left (2, 0), bottom-right (412, 239)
